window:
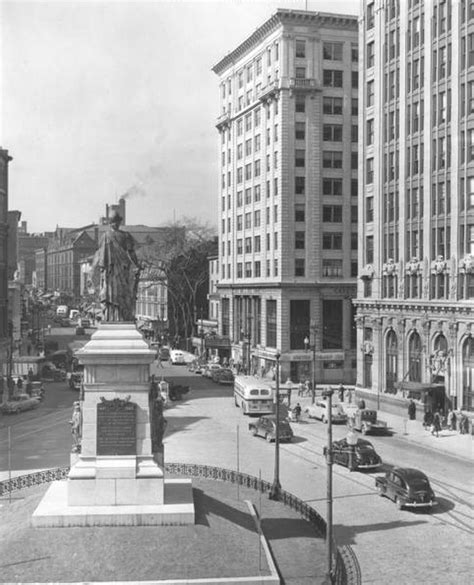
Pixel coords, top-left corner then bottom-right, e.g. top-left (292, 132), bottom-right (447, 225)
top-left (352, 152), bottom-right (358, 169)
top-left (295, 96), bottom-right (305, 113)
top-left (351, 179), bottom-right (358, 197)
top-left (351, 233), bottom-right (358, 250)
top-left (367, 2), bottom-right (375, 29)
top-left (254, 159), bottom-right (261, 177)
top-left (352, 98), bottom-right (358, 115)
top-left (237, 167), bottom-right (243, 184)
top-left (323, 151), bottom-right (343, 168)
top-left (295, 258), bottom-right (305, 277)
top-left (274, 232), bottom-right (279, 250)
top-left (366, 158), bottom-right (374, 184)
top-left (295, 176), bottom-right (305, 194)
top-left (295, 122), bottom-right (306, 139)
top-left (323, 96), bottom-right (343, 115)
top-left (367, 80), bottom-right (375, 106)
top-left (266, 300), bottom-right (277, 347)
top-left (254, 184), bottom-right (261, 202)
top-left (246, 63), bottom-right (253, 83)
top-left (366, 197), bottom-right (374, 222)
top-left (255, 57), bottom-right (262, 76)
top-left (295, 149), bottom-right (305, 167)
top-left (245, 163), bottom-right (252, 181)
top-left (245, 262), bottom-right (252, 278)
top-left (295, 66), bottom-right (306, 79)
top-left (254, 261), bottom-right (261, 277)
top-left (245, 113), bottom-right (252, 132)
top-left (352, 71), bottom-right (359, 88)
top-left (323, 70), bottom-right (343, 87)
top-left (323, 178), bottom-right (343, 196)
top-left (367, 42), bottom-right (375, 67)
top-left (237, 191), bottom-right (243, 207)
top-left (236, 239), bottom-right (243, 254)
top-left (245, 138), bottom-right (252, 157)
top-left (273, 205), bottom-right (278, 222)
top-left (323, 124), bottom-right (343, 141)
top-left (238, 70), bottom-right (243, 89)
top-left (295, 231), bottom-right (305, 249)
top-left (367, 119), bottom-right (374, 145)
top-left (351, 44), bottom-right (358, 63)
top-left (322, 300), bottom-right (343, 349)
top-left (254, 235), bottom-right (261, 253)
top-left (322, 259), bottom-right (343, 277)
top-left (254, 209), bottom-right (261, 227)
top-left (323, 205), bottom-right (342, 222)
top-left (245, 187), bottom-right (252, 204)
top-left (237, 144), bottom-right (243, 160)
top-left (244, 212), bottom-right (251, 229)
top-left (323, 232), bottom-right (342, 249)
top-left (366, 235), bottom-right (374, 263)
top-left (295, 39), bottom-right (306, 58)
top-left (254, 108), bottom-right (261, 127)
top-left (254, 134), bottom-right (261, 152)
top-left (323, 42), bottom-right (343, 60)
top-left (295, 204), bottom-right (305, 222)
top-left (245, 237), bottom-right (252, 253)
top-left (351, 125), bottom-right (358, 142)
top-left (351, 205), bottom-right (358, 222)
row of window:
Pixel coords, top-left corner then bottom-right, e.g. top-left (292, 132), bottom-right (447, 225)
top-left (221, 179), bottom-right (279, 211)
top-left (370, 272), bottom-right (474, 301)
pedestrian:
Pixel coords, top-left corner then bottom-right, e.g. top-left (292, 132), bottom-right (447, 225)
top-left (431, 411), bottom-right (442, 437)
top-left (338, 383), bottom-right (345, 403)
top-left (347, 388), bottom-right (353, 404)
top-left (26, 379), bottom-right (33, 397)
top-left (408, 399), bottom-right (416, 421)
top-left (28, 367), bottom-right (34, 381)
top-left (358, 398), bottom-right (366, 410)
top-left (459, 414), bottom-right (469, 435)
top-left (446, 409), bottom-right (456, 431)
top-left (298, 381), bottom-right (305, 397)
top-left (423, 410), bottom-right (433, 430)
top-left (27, 344), bottom-right (31, 356)
top-left (16, 377), bottom-right (23, 391)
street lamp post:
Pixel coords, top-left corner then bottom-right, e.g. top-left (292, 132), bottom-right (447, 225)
top-left (269, 351), bottom-right (281, 500)
top-left (304, 330), bottom-right (317, 404)
top-left (321, 387), bottom-right (334, 583)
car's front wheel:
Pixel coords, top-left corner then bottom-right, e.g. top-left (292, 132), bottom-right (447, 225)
top-left (251, 427), bottom-right (258, 436)
top-left (362, 423), bottom-right (369, 435)
top-left (265, 433), bottom-right (273, 443)
top-left (322, 415), bottom-right (328, 424)
top-left (395, 497), bottom-right (404, 510)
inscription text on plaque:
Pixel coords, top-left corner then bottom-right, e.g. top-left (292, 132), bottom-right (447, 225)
top-left (96, 397), bottom-right (136, 456)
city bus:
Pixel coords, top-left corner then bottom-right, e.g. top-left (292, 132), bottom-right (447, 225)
top-left (233, 375), bottom-right (274, 415)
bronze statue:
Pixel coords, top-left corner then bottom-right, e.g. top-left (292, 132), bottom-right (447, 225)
top-left (92, 212), bottom-right (141, 321)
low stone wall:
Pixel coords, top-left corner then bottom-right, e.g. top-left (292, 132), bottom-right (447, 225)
top-left (354, 388), bottom-right (410, 418)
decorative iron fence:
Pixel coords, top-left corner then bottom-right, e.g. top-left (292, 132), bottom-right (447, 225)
top-left (0, 463), bottom-right (361, 585)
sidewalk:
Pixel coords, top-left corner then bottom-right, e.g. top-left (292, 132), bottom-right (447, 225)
top-left (290, 391), bottom-right (473, 463)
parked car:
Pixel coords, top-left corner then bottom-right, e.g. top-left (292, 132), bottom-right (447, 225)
top-left (305, 400), bottom-right (347, 424)
top-left (159, 347), bottom-right (171, 361)
top-left (211, 368), bottom-right (234, 384)
top-left (1, 394), bottom-right (41, 414)
top-left (375, 468), bottom-right (436, 510)
top-left (249, 415), bottom-right (294, 443)
top-left (170, 349), bottom-right (186, 365)
top-left (203, 363), bottom-right (222, 378)
top-left (324, 437), bottom-right (382, 471)
top-left (79, 318), bottom-right (91, 328)
top-left (351, 409), bottom-right (389, 435)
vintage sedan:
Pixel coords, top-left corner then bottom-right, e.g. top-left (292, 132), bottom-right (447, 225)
top-left (324, 438), bottom-right (382, 471)
top-left (249, 415), bottom-right (294, 443)
top-left (203, 363), bottom-right (222, 378)
top-left (375, 468), bottom-right (437, 510)
top-left (305, 400), bottom-right (348, 424)
top-left (1, 394), bottom-right (41, 414)
top-left (211, 368), bottom-right (234, 384)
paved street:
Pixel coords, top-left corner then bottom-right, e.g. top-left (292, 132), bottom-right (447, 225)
top-left (1, 362), bottom-right (473, 584)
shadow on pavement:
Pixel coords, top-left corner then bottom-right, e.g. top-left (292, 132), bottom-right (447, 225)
top-left (334, 518), bottom-right (428, 546)
top-left (164, 416), bottom-right (209, 437)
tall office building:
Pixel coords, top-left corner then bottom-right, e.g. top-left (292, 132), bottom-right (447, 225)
top-left (213, 10), bottom-right (358, 383)
top-left (355, 0), bottom-right (474, 412)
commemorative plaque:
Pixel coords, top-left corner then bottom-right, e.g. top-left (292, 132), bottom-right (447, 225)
top-left (96, 397), bottom-right (136, 456)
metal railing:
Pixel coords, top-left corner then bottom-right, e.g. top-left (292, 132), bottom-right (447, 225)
top-left (0, 463), bottom-right (361, 584)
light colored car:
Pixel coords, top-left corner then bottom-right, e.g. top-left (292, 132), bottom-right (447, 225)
top-left (1, 394), bottom-right (41, 414)
top-left (305, 400), bottom-right (347, 424)
top-left (170, 350), bottom-right (186, 365)
top-left (203, 363), bottom-right (222, 378)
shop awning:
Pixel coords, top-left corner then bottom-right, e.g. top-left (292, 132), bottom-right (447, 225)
top-left (395, 382), bottom-right (445, 393)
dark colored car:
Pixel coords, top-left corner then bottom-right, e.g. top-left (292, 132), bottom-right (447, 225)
top-left (211, 368), bottom-right (234, 384)
top-left (324, 438), bottom-right (382, 471)
top-left (375, 468), bottom-right (436, 510)
top-left (159, 347), bottom-right (170, 361)
top-left (249, 415), bottom-right (294, 443)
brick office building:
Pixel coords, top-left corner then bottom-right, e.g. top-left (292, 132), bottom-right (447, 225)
top-left (213, 9), bottom-right (358, 383)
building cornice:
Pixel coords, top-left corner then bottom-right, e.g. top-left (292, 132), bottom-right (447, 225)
top-left (212, 9), bottom-right (358, 75)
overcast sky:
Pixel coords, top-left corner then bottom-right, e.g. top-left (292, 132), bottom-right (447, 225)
top-left (1, 0), bottom-right (358, 233)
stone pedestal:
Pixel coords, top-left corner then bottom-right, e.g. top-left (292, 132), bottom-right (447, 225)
top-left (32, 323), bottom-right (194, 527)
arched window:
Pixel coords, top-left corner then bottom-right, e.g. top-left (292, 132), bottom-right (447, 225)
top-left (385, 330), bottom-right (398, 392)
top-left (408, 331), bottom-right (422, 382)
top-left (462, 338), bottom-right (474, 411)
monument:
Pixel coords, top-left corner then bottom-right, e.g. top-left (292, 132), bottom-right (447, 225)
top-left (32, 213), bottom-right (195, 526)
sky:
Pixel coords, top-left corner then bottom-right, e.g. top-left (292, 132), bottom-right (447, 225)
top-left (1, 0), bottom-right (358, 233)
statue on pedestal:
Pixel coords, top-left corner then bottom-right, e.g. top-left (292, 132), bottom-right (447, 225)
top-left (92, 212), bottom-right (141, 322)
top-left (69, 401), bottom-right (83, 453)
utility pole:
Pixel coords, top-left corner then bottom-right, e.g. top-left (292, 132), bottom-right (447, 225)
top-left (269, 351), bottom-right (281, 500)
top-left (322, 387), bottom-right (334, 583)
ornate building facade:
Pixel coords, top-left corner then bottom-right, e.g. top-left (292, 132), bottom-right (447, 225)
top-left (355, 0), bottom-right (474, 412)
top-left (213, 9), bottom-right (358, 383)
